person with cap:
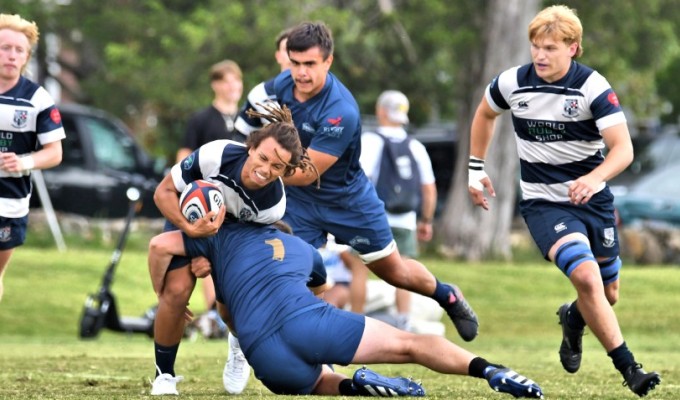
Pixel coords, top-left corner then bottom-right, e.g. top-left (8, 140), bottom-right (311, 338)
top-left (235, 21), bottom-right (479, 343)
top-left (355, 90), bottom-right (438, 331)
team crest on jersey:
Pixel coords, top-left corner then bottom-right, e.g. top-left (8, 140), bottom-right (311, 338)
top-left (12, 110), bottom-right (28, 129)
top-left (562, 98), bottom-right (579, 118)
top-left (602, 227), bottom-right (616, 248)
top-left (0, 226), bottom-right (11, 242)
top-left (239, 208), bottom-right (253, 221)
top-left (182, 154), bottom-right (195, 170)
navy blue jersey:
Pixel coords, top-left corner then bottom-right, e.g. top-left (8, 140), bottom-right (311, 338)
top-left (0, 76), bottom-right (65, 218)
top-left (183, 223), bottom-right (327, 356)
top-left (170, 139), bottom-right (285, 223)
top-left (236, 70), bottom-right (369, 207)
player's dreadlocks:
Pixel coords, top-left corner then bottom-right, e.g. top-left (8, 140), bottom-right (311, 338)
top-left (246, 102), bottom-right (320, 188)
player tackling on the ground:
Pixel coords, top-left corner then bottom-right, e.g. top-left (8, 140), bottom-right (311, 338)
top-left (149, 220), bottom-right (544, 398)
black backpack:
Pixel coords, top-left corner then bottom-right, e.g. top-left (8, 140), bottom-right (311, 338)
top-left (374, 132), bottom-right (421, 214)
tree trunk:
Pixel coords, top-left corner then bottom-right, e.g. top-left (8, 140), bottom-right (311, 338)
top-left (438, 0), bottom-right (540, 261)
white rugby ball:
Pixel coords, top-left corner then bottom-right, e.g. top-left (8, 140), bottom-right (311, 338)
top-left (179, 180), bottom-right (223, 222)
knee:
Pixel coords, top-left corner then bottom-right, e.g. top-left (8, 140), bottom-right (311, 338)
top-left (605, 281), bottom-right (620, 305)
top-left (160, 272), bottom-right (194, 307)
top-left (571, 269), bottom-right (604, 296)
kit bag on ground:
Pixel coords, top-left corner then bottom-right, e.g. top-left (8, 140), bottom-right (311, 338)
top-left (374, 132), bottom-right (421, 214)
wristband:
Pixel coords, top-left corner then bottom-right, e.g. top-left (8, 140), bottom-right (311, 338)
top-left (468, 156), bottom-right (485, 170)
top-left (419, 217), bottom-right (433, 224)
top-left (19, 155), bottom-right (35, 171)
top-left (468, 156), bottom-right (487, 191)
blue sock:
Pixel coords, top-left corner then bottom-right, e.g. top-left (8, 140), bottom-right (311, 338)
top-left (432, 279), bottom-right (454, 307)
top-left (154, 342), bottom-right (179, 377)
top-left (567, 301), bottom-right (586, 330)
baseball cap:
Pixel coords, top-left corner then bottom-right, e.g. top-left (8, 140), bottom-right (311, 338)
top-left (377, 90), bottom-right (409, 124)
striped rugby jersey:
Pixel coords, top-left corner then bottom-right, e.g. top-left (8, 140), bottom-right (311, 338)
top-left (0, 76), bottom-right (65, 218)
top-left (485, 61), bottom-right (626, 203)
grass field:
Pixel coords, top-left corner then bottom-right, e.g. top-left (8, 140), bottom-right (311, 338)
top-left (0, 244), bottom-right (678, 399)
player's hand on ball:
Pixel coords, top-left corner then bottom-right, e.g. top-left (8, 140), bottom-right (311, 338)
top-left (187, 205), bottom-right (225, 237)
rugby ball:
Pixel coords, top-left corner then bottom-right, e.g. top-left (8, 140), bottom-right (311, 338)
top-left (179, 180), bottom-right (224, 222)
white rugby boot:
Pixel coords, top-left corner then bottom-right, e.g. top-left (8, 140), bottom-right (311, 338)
top-left (223, 332), bottom-right (251, 394)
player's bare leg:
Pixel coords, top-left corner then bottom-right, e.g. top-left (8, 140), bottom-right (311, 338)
top-left (352, 317), bottom-right (542, 398)
top-left (0, 249), bottom-right (14, 302)
top-left (365, 249), bottom-right (478, 341)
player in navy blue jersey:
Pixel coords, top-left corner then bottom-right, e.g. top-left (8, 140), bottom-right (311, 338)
top-left (235, 21), bottom-right (479, 343)
top-left (149, 105), bottom-right (317, 395)
top-left (0, 14), bottom-right (65, 302)
top-left (147, 220), bottom-right (543, 398)
top-left (468, 5), bottom-right (660, 397)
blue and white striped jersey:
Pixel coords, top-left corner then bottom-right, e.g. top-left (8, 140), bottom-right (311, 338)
top-left (170, 139), bottom-right (286, 224)
top-left (486, 61), bottom-right (626, 203)
top-left (0, 76), bottom-right (65, 218)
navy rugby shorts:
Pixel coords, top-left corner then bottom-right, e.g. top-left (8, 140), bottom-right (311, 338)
top-left (520, 188), bottom-right (619, 260)
top-left (247, 303), bottom-right (365, 395)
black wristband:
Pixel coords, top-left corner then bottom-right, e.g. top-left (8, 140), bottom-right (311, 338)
top-left (469, 157), bottom-right (485, 171)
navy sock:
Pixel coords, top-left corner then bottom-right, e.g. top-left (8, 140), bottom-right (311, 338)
top-left (432, 279), bottom-right (454, 307)
top-left (608, 342), bottom-right (636, 375)
top-left (154, 342), bottom-right (179, 377)
top-left (567, 301), bottom-right (586, 330)
top-left (469, 357), bottom-right (502, 379)
top-left (339, 378), bottom-right (371, 396)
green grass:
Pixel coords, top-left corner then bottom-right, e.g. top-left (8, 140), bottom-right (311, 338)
top-left (0, 246), bottom-right (678, 399)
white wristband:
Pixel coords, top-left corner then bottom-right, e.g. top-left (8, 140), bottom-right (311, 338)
top-left (468, 157), bottom-right (487, 191)
top-left (19, 155), bottom-right (35, 171)
top-left (468, 169), bottom-right (488, 191)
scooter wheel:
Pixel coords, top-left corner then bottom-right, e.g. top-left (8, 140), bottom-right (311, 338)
top-left (79, 306), bottom-right (102, 339)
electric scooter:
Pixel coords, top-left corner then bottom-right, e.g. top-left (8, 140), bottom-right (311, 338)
top-left (78, 187), bottom-right (156, 339)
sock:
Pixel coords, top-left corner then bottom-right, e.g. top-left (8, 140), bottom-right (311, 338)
top-left (339, 378), bottom-right (371, 396)
top-left (432, 279), bottom-right (454, 307)
top-left (608, 342), bottom-right (636, 375)
top-left (468, 357), bottom-right (502, 379)
top-left (154, 342), bottom-right (179, 377)
top-left (567, 301), bottom-right (586, 330)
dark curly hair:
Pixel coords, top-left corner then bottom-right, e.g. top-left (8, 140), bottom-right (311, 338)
top-left (245, 103), bottom-right (319, 187)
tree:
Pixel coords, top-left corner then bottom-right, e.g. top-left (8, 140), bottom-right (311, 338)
top-left (438, 0), bottom-right (540, 261)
